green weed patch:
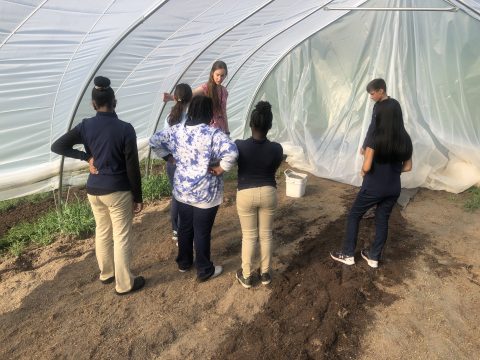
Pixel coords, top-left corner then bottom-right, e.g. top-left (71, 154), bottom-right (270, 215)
top-left (142, 173), bottom-right (172, 202)
top-left (0, 200), bottom-right (94, 256)
top-left (464, 186), bottom-right (480, 212)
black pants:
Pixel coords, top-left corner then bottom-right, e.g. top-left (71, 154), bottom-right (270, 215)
top-left (166, 161), bottom-right (179, 233)
top-left (176, 202), bottom-right (219, 280)
top-left (343, 189), bottom-right (398, 260)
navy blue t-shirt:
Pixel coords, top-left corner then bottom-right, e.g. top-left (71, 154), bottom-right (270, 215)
top-left (361, 141), bottom-right (402, 198)
top-left (235, 137), bottom-right (283, 190)
top-left (361, 97), bottom-right (404, 197)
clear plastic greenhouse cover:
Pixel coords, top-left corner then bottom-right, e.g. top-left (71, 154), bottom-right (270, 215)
top-left (0, 0), bottom-right (479, 201)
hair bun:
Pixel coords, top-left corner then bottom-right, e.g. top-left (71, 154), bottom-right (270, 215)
top-left (94, 76), bottom-right (111, 88)
top-left (255, 101), bottom-right (271, 114)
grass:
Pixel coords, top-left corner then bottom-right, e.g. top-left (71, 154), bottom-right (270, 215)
top-left (0, 199), bottom-right (94, 256)
top-left (142, 173), bottom-right (172, 202)
top-left (1, 159), bottom-right (234, 257)
top-left (464, 186), bottom-right (480, 212)
top-left (140, 157), bottom-right (165, 177)
top-left (223, 165), bottom-right (238, 181)
top-left (0, 173), bottom-right (172, 256)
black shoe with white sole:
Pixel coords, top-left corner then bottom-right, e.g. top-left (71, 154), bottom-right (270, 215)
top-left (361, 249), bottom-right (379, 268)
top-left (115, 276), bottom-right (145, 295)
top-left (330, 250), bottom-right (355, 265)
top-left (236, 269), bottom-right (252, 289)
top-left (198, 265), bottom-right (223, 282)
top-left (260, 272), bottom-right (271, 285)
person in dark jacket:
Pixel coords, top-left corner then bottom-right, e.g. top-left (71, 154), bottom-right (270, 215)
top-left (330, 98), bottom-right (413, 268)
top-left (360, 79), bottom-right (403, 219)
top-left (51, 76), bottom-right (145, 295)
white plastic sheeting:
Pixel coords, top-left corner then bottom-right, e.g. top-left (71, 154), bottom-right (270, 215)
top-left (0, 0), bottom-right (479, 200)
top-left (253, 0), bottom-right (480, 192)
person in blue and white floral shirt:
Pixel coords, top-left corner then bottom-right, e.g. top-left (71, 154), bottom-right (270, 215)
top-left (150, 95), bottom-right (238, 282)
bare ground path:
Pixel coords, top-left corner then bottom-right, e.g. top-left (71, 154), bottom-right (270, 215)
top-left (1, 167), bottom-right (479, 359)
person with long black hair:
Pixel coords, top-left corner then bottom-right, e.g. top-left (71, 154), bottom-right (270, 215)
top-left (330, 98), bottom-right (413, 268)
top-left (51, 76), bottom-right (145, 295)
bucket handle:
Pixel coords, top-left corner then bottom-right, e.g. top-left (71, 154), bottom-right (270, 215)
top-left (284, 169), bottom-right (293, 177)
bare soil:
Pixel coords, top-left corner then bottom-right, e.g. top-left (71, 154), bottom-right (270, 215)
top-left (0, 163), bottom-right (479, 359)
top-left (0, 199), bottom-right (55, 239)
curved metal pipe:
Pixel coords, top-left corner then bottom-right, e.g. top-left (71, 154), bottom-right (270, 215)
top-left (116, 0), bottom-right (223, 93)
top-left (145, 0), bottom-right (275, 176)
top-left (324, 6), bottom-right (457, 11)
top-left (240, 8), bottom-right (358, 136)
top-left (57, 0), bottom-right (170, 204)
top-left (50, 0), bottom-right (116, 155)
top-left (225, 0), bottom-right (338, 88)
top-left (453, 0), bottom-right (480, 17)
top-left (325, 0), bottom-right (458, 11)
top-left (0, 0), bottom-right (49, 49)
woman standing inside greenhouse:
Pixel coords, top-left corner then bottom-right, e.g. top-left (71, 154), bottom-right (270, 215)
top-left (164, 60), bottom-right (230, 135)
top-left (51, 76), bottom-right (145, 295)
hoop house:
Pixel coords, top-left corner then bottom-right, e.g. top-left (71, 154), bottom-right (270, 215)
top-left (0, 0), bottom-right (479, 200)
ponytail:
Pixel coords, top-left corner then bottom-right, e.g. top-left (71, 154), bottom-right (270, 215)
top-left (168, 83), bottom-right (192, 126)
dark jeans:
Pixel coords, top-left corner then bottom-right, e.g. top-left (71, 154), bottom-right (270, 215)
top-left (176, 202), bottom-right (219, 280)
top-left (166, 161), bottom-right (179, 233)
top-left (343, 189), bottom-right (398, 260)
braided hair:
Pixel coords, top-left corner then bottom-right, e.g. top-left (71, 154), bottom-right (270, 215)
top-left (250, 101), bottom-right (273, 134)
top-left (91, 76), bottom-right (115, 109)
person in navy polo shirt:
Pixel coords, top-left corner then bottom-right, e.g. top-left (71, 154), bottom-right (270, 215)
top-left (52, 76), bottom-right (145, 295)
top-left (330, 95), bottom-right (413, 268)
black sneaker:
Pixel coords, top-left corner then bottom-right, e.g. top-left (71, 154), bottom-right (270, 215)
top-left (236, 269), bottom-right (252, 289)
top-left (115, 276), bottom-right (145, 295)
top-left (100, 276), bottom-right (115, 284)
top-left (260, 272), bottom-right (271, 285)
top-left (330, 250), bottom-right (355, 265)
top-left (198, 265), bottom-right (223, 282)
top-left (361, 249), bottom-right (378, 268)
top-left (178, 265), bottom-right (191, 273)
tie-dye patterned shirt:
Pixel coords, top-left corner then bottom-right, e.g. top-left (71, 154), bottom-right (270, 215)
top-left (149, 122), bottom-right (238, 208)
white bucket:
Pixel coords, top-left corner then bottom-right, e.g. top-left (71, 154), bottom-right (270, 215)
top-left (284, 169), bottom-right (307, 198)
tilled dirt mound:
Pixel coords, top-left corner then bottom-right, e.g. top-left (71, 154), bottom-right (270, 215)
top-left (214, 192), bottom-right (421, 360)
top-left (2, 168), bottom-right (477, 360)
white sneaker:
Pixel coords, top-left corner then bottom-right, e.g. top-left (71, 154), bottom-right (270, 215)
top-left (361, 249), bottom-right (379, 268)
top-left (330, 251), bottom-right (355, 265)
top-left (210, 265), bottom-right (223, 279)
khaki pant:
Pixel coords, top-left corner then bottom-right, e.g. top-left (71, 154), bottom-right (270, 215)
top-left (236, 186), bottom-right (277, 277)
top-left (88, 191), bottom-right (135, 293)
